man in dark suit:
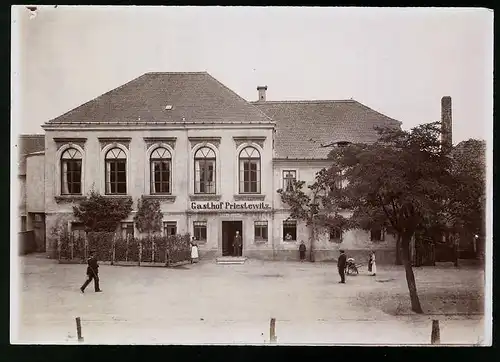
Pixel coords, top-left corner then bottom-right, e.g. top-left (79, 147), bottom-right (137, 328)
top-left (337, 250), bottom-right (347, 283)
top-left (233, 231), bottom-right (242, 256)
top-left (80, 252), bottom-right (102, 293)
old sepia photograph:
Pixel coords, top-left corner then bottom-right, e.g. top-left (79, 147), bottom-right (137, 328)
top-left (11, 6), bottom-right (493, 345)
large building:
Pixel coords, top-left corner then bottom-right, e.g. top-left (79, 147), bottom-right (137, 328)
top-left (20, 72), bottom-right (403, 263)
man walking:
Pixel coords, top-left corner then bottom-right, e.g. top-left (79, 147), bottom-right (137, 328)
top-left (233, 231), bottom-right (242, 256)
top-left (299, 241), bottom-right (306, 262)
top-left (80, 252), bottom-right (102, 293)
top-left (337, 249), bottom-right (347, 283)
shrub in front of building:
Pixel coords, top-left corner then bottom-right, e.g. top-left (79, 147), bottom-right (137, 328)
top-left (58, 232), bottom-right (191, 266)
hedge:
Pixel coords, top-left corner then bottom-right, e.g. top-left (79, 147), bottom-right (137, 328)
top-left (58, 232), bottom-right (191, 266)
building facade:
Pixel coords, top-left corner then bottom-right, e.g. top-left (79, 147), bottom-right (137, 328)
top-left (23, 72), bottom-right (403, 263)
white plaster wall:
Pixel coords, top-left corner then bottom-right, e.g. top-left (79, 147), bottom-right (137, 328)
top-left (26, 154), bottom-right (45, 213)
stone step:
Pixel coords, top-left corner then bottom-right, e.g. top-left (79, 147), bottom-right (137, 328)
top-left (216, 257), bottom-right (247, 265)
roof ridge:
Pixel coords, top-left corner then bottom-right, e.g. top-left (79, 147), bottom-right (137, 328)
top-left (206, 73), bottom-right (274, 122)
top-left (145, 71), bottom-right (209, 75)
top-left (251, 99), bottom-right (357, 104)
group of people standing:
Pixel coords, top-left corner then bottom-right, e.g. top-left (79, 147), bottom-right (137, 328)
top-left (299, 241), bottom-right (377, 283)
top-left (337, 249), bottom-right (377, 283)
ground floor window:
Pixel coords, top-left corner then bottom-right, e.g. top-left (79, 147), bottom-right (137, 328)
top-left (370, 227), bottom-right (384, 241)
top-left (122, 222), bottom-right (134, 240)
top-left (193, 221), bottom-right (207, 242)
top-left (329, 227), bottom-right (342, 242)
top-left (254, 221), bottom-right (268, 242)
top-left (164, 221), bottom-right (177, 237)
top-left (283, 220), bottom-right (297, 241)
top-left (71, 222), bottom-right (86, 241)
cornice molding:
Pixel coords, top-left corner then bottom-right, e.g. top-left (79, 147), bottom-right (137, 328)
top-left (53, 137), bottom-right (87, 151)
top-left (98, 137), bottom-right (132, 150)
top-left (188, 137), bottom-right (221, 149)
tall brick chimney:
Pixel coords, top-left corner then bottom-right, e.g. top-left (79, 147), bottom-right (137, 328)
top-left (441, 96), bottom-right (452, 152)
top-left (257, 85), bottom-right (268, 102)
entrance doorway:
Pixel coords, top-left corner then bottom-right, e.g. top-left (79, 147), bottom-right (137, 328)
top-left (222, 221), bottom-right (243, 257)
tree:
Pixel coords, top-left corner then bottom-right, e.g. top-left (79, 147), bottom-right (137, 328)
top-left (134, 196), bottom-right (163, 235)
top-left (73, 189), bottom-right (133, 232)
top-left (134, 196), bottom-right (163, 263)
top-left (323, 122), bottom-right (453, 313)
top-left (449, 139), bottom-right (486, 257)
top-left (277, 173), bottom-right (349, 262)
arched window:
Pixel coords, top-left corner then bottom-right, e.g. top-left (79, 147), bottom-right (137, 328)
top-left (150, 147), bottom-right (171, 194)
top-left (194, 147), bottom-right (216, 194)
top-left (61, 148), bottom-right (82, 195)
top-left (105, 147), bottom-right (127, 195)
top-left (239, 146), bottom-right (261, 193)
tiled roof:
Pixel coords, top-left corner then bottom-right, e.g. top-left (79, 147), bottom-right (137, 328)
top-left (18, 134), bottom-right (45, 175)
top-left (47, 72), bottom-right (272, 125)
top-left (253, 100), bottom-right (401, 159)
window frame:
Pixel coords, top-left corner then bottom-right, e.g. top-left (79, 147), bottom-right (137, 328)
top-left (163, 221), bottom-right (177, 237)
top-left (370, 227), bottom-right (385, 242)
top-left (150, 147), bottom-right (172, 195)
top-left (60, 148), bottom-right (83, 195)
top-left (194, 147), bottom-right (216, 194)
top-left (104, 147), bottom-right (127, 195)
top-left (283, 170), bottom-right (297, 192)
top-left (193, 221), bottom-right (207, 243)
top-left (239, 146), bottom-right (261, 194)
top-left (121, 222), bottom-right (135, 240)
top-left (283, 220), bottom-right (297, 241)
top-left (254, 221), bottom-right (268, 242)
top-left (329, 226), bottom-right (342, 242)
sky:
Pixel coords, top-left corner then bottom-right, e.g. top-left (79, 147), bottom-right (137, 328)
top-left (12, 6), bottom-right (493, 143)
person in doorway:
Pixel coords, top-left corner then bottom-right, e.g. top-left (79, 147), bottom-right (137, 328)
top-left (299, 241), bottom-right (306, 262)
top-left (80, 252), bottom-right (102, 293)
top-left (191, 239), bottom-right (199, 264)
top-left (285, 233), bottom-right (293, 241)
top-left (337, 250), bottom-right (347, 283)
top-left (233, 231), bottom-right (242, 256)
top-left (369, 251), bottom-right (377, 276)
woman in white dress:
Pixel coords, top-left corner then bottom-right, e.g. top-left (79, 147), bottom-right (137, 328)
top-left (191, 239), bottom-right (199, 264)
top-left (370, 251), bottom-right (377, 276)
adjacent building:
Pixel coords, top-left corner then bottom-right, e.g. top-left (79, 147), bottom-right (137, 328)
top-left (21, 72), bottom-right (403, 262)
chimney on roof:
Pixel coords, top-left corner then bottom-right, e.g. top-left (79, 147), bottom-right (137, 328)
top-left (257, 85), bottom-right (268, 102)
top-left (441, 96), bottom-right (452, 152)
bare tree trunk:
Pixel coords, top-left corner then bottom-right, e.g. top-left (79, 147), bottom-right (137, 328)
top-left (395, 234), bottom-right (402, 265)
top-left (401, 233), bottom-right (424, 314)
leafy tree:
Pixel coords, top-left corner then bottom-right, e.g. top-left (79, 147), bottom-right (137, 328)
top-left (133, 196), bottom-right (163, 263)
top-left (324, 122), bottom-right (453, 313)
top-left (449, 139), bottom-right (486, 253)
top-left (134, 196), bottom-right (163, 235)
top-left (73, 189), bottom-right (133, 232)
top-left (277, 173), bottom-right (349, 262)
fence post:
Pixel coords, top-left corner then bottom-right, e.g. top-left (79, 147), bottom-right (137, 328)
top-left (152, 239), bottom-right (155, 263)
top-left (76, 317), bottom-right (84, 342)
top-left (125, 237), bottom-right (129, 262)
top-left (57, 234), bottom-right (61, 260)
top-left (70, 235), bottom-right (74, 260)
top-left (111, 236), bottom-right (116, 266)
top-left (431, 319), bottom-right (440, 345)
top-left (270, 318), bottom-right (277, 343)
top-left (139, 239), bottom-right (142, 266)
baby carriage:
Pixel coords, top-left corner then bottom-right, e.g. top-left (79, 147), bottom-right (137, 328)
top-left (345, 257), bottom-right (359, 275)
